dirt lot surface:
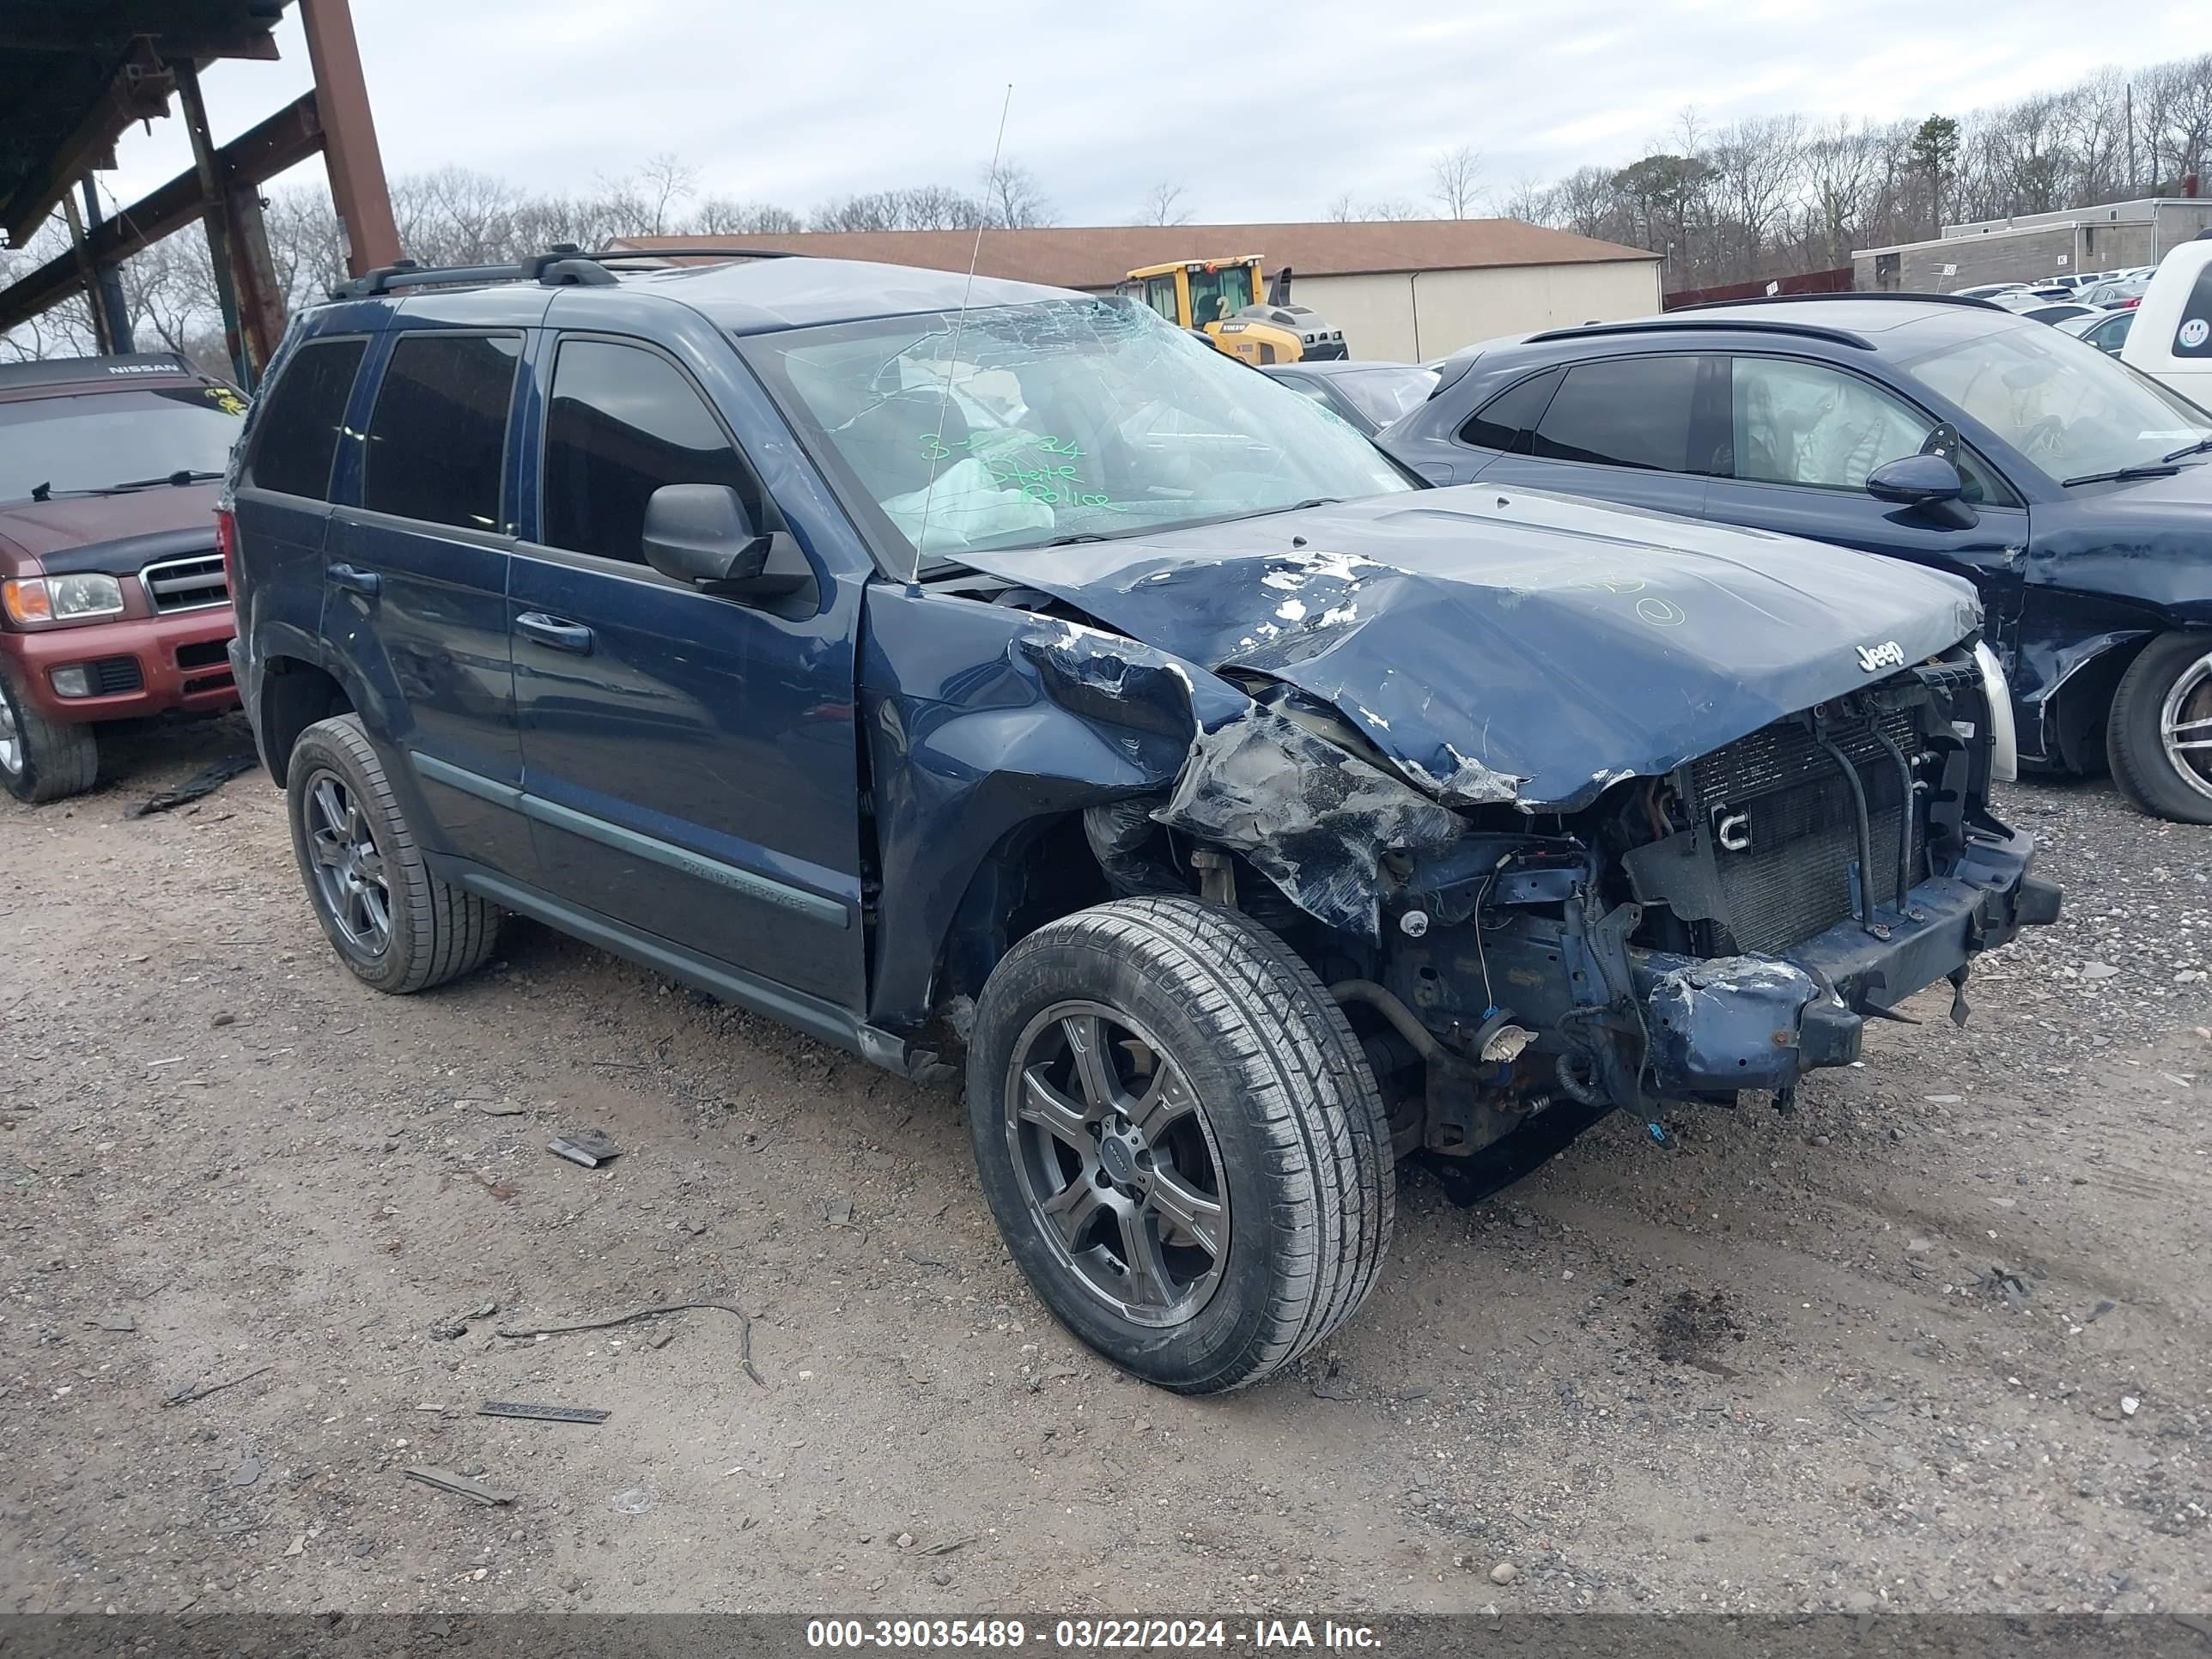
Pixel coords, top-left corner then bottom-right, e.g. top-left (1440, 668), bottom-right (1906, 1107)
top-left (4, 713), bottom-right (2209, 1619)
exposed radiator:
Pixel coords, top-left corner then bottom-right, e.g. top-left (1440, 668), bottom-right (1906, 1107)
top-left (1687, 708), bottom-right (1926, 955)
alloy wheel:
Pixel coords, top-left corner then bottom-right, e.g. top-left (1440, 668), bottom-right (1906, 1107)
top-left (304, 769), bottom-right (391, 953)
top-left (1003, 1000), bottom-right (1230, 1328)
top-left (2159, 650), bottom-right (2212, 805)
top-left (0, 687), bottom-right (20, 776)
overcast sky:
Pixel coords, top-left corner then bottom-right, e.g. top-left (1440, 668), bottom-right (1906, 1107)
top-left (97, 0), bottom-right (2204, 228)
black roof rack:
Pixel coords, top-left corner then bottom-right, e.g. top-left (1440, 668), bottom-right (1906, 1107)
top-left (1670, 289), bottom-right (2007, 313)
top-left (328, 243), bottom-right (802, 301)
top-left (1525, 318), bottom-right (1876, 350)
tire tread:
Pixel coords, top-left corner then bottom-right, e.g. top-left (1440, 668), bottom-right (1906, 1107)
top-left (0, 667), bottom-right (98, 804)
top-left (977, 896), bottom-right (1393, 1393)
top-left (289, 714), bottom-right (500, 992)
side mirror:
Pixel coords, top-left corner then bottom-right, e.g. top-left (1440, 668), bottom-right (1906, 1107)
top-left (1866, 453), bottom-right (1976, 528)
top-left (641, 483), bottom-right (816, 605)
top-left (642, 483), bottom-right (769, 586)
top-left (1866, 453), bottom-right (1963, 505)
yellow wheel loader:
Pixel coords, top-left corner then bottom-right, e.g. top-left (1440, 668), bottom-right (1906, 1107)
top-left (1122, 256), bottom-right (1348, 364)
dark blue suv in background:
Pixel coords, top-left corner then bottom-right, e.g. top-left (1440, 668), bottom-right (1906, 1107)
top-left (225, 252), bottom-right (2053, 1392)
top-left (1383, 295), bottom-right (2212, 822)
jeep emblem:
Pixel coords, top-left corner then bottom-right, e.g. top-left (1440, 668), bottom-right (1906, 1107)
top-left (1856, 641), bottom-right (1905, 672)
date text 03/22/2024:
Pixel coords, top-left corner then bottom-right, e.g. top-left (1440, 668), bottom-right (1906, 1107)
top-left (805, 1619), bottom-right (1384, 1649)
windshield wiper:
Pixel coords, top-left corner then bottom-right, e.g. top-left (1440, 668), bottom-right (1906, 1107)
top-left (1042, 532), bottom-right (1109, 545)
top-left (2161, 436), bottom-right (2212, 464)
top-left (98, 469), bottom-right (226, 493)
top-left (2061, 463), bottom-right (2182, 487)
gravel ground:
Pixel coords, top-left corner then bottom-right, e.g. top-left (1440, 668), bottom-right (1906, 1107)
top-left (3, 713), bottom-right (2208, 1617)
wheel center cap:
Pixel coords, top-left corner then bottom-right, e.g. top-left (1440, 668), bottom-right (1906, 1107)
top-left (1099, 1137), bottom-right (1139, 1183)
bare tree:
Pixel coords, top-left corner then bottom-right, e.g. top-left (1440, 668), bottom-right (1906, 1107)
top-left (1428, 145), bottom-right (1484, 218)
top-left (1802, 118), bottom-right (1880, 268)
top-left (1323, 191), bottom-right (1358, 223)
top-left (1494, 173), bottom-right (1551, 225)
top-left (634, 153), bottom-right (699, 236)
top-left (391, 167), bottom-right (521, 264)
top-left (980, 158), bottom-right (1054, 228)
top-left (1710, 114), bottom-right (1802, 276)
top-left (810, 185), bottom-right (987, 233)
top-left (1139, 179), bottom-right (1192, 227)
top-left (689, 198), bottom-right (805, 235)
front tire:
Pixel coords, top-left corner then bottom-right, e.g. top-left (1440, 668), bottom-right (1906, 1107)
top-left (2109, 632), bottom-right (2212, 825)
top-left (285, 714), bottom-right (500, 993)
top-left (0, 666), bottom-right (99, 804)
top-left (967, 896), bottom-right (1394, 1394)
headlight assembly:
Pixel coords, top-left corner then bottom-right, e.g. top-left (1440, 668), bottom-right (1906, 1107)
top-left (3, 574), bottom-right (127, 627)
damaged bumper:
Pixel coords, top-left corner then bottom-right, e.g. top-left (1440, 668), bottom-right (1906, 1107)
top-left (1633, 822), bottom-right (2060, 1098)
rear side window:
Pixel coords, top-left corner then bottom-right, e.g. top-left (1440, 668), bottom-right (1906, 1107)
top-left (362, 333), bottom-right (522, 532)
top-left (1457, 368), bottom-right (1561, 452)
top-left (539, 339), bottom-right (763, 563)
top-left (1531, 356), bottom-right (1705, 471)
top-left (245, 337), bottom-right (364, 500)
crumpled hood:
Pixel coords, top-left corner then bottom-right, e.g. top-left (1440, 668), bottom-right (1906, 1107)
top-left (962, 484), bottom-right (1982, 811)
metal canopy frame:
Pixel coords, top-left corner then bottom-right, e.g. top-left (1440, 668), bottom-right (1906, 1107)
top-left (0, 0), bottom-right (398, 389)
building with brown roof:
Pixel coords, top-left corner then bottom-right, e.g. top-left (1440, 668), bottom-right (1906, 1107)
top-left (612, 219), bottom-right (1661, 362)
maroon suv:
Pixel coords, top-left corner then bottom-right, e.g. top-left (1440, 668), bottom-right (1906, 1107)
top-left (0, 353), bottom-right (246, 801)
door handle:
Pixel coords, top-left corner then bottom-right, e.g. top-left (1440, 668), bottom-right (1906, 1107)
top-left (515, 612), bottom-right (595, 655)
top-left (329, 563), bottom-right (381, 599)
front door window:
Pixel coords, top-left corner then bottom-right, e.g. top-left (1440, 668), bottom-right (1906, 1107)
top-left (1729, 356), bottom-right (1931, 491)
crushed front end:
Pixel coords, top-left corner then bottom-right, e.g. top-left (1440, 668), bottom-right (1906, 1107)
top-left (1356, 644), bottom-right (2057, 1161)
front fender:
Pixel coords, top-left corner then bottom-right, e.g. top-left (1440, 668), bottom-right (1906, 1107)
top-left (860, 585), bottom-right (1243, 1030)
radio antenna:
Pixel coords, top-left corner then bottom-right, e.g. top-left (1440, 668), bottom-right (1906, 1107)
top-left (910, 82), bottom-right (1014, 588)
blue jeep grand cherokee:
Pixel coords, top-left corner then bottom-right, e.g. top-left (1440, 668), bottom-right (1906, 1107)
top-left (226, 249), bottom-right (2057, 1392)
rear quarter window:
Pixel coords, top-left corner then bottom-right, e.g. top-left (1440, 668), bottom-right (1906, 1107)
top-left (244, 337), bottom-right (366, 500)
top-left (1530, 356), bottom-right (1706, 472)
top-left (1456, 368), bottom-right (1560, 452)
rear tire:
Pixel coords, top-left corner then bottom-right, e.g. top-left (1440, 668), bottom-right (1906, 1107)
top-left (967, 896), bottom-right (1394, 1394)
top-left (285, 714), bottom-right (500, 993)
top-left (2108, 632), bottom-right (2212, 825)
top-left (0, 666), bottom-right (99, 804)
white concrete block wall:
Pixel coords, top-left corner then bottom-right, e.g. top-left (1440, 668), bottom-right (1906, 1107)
top-left (1296, 262), bottom-right (1662, 362)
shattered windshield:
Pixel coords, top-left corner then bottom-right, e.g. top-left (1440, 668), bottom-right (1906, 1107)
top-left (742, 295), bottom-right (1412, 565)
top-left (1897, 323), bottom-right (2210, 482)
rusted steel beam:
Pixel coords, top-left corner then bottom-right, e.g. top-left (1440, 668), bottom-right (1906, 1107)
top-left (0, 94), bottom-right (323, 339)
top-left (172, 58), bottom-right (252, 388)
top-left (224, 179), bottom-right (290, 379)
top-left (81, 179), bottom-right (137, 353)
top-left (297, 0), bottom-right (398, 276)
top-left (59, 191), bottom-right (114, 355)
